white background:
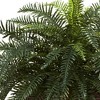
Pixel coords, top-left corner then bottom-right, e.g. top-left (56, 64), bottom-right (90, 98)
top-left (0, 0), bottom-right (99, 21)
top-left (0, 0), bottom-right (99, 99)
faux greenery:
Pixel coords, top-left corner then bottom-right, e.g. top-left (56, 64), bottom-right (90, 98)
top-left (0, 0), bottom-right (100, 100)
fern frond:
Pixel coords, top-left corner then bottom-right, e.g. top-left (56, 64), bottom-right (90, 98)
top-left (24, 20), bottom-right (64, 37)
top-left (68, 0), bottom-right (83, 24)
top-left (18, 3), bottom-right (53, 20)
top-left (48, 0), bottom-right (68, 20)
top-left (91, 51), bottom-right (100, 73)
top-left (11, 16), bottom-right (33, 25)
top-left (61, 45), bottom-right (76, 95)
top-left (10, 74), bottom-right (46, 100)
top-left (78, 81), bottom-right (87, 99)
top-left (41, 48), bottom-right (62, 69)
top-left (18, 3), bottom-right (53, 16)
top-left (73, 73), bottom-right (87, 100)
top-left (73, 42), bottom-right (86, 61)
top-left (48, 0), bottom-right (68, 12)
top-left (72, 0), bottom-right (83, 16)
top-left (0, 81), bottom-right (15, 100)
top-left (17, 3), bottom-right (67, 28)
top-left (0, 20), bottom-right (22, 39)
top-left (91, 79), bottom-right (100, 92)
top-left (45, 77), bottom-right (60, 100)
top-left (82, 27), bottom-right (99, 50)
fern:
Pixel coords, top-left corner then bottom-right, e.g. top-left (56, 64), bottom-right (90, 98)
top-left (0, 20), bottom-right (22, 39)
top-left (9, 74), bottom-right (46, 100)
top-left (11, 16), bottom-right (33, 25)
top-left (48, 0), bottom-right (68, 20)
top-left (78, 81), bottom-right (87, 100)
top-left (67, 0), bottom-right (83, 24)
top-left (0, 0), bottom-right (100, 99)
top-left (16, 3), bottom-right (67, 28)
top-left (73, 42), bottom-right (86, 61)
top-left (41, 48), bottom-right (62, 69)
top-left (91, 79), bottom-right (100, 92)
top-left (82, 27), bottom-right (99, 50)
top-left (45, 77), bottom-right (60, 100)
top-left (61, 45), bottom-right (76, 94)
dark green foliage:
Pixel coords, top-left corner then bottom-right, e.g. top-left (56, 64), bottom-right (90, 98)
top-left (0, 0), bottom-right (100, 100)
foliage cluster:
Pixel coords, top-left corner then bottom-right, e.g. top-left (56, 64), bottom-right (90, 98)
top-left (0, 0), bottom-right (100, 100)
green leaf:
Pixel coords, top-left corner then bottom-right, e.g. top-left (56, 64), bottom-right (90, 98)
top-left (10, 74), bottom-right (46, 100)
top-left (61, 45), bottom-right (76, 95)
top-left (41, 48), bottom-right (62, 69)
top-left (73, 42), bottom-right (86, 61)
